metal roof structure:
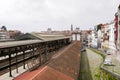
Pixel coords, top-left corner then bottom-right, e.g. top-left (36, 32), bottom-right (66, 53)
top-left (0, 37), bottom-right (70, 77)
top-left (16, 32), bottom-right (70, 41)
top-left (0, 40), bottom-right (42, 49)
top-left (0, 39), bottom-right (14, 42)
top-left (0, 33), bottom-right (70, 49)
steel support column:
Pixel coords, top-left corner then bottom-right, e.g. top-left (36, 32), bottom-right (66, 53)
top-left (32, 48), bottom-right (35, 61)
top-left (23, 51), bottom-right (25, 69)
top-left (39, 50), bottom-right (41, 66)
top-left (16, 52), bottom-right (18, 73)
top-left (45, 43), bottom-right (48, 61)
top-left (9, 54), bottom-right (12, 77)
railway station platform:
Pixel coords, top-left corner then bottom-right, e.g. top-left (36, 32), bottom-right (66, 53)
top-left (0, 64), bottom-right (28, 80)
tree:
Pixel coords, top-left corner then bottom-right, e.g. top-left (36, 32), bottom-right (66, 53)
top-left (1, 26), bottom-right (7, 31)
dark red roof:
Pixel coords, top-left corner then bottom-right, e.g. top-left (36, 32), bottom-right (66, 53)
top-left (14, 41), bottom-right (81, 80)
top-left (33, 66), bottom-right (73, 80)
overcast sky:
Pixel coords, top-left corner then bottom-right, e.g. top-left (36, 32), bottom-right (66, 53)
top-left (0, 0), bottom-right (119, 32)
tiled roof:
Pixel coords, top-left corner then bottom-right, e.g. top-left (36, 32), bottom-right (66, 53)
top-left (33, 66), bottom-right (73, 80)
top-left (14, 41), bottom-right (81, 80)
top-left (48, 41), bottom-right (81, 80)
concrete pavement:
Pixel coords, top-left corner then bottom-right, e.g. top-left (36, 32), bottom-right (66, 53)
top-left (0, 65), bottom-right (28, 80)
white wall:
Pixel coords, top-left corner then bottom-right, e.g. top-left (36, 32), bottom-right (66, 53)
top-left (72, 34), bottom-right (76, 40)
top-left (77, 34), bottom-right (80, 41)
top-left (72, 34), bottom-right (80, 41)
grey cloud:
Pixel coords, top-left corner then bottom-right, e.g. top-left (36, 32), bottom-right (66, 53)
top-left (0, 0), bottom-right (119, 32)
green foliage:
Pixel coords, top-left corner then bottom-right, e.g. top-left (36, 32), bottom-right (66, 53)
top-left (101, 70), bottom-right (117, 80)
top-left (94, 72), bottom-right (100, 80)
top-left (89, 48), bottom-right (117, 80)
top-left (97, 24), bottom-right (102, 31)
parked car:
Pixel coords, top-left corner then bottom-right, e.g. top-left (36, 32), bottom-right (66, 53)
top-left (106, 50), bottom-right (111, 55)
top-left (81, 44), bottom-right (86, 52)
top-left (104, 58), bottom-right (112, 65)
top-left (81, 48), bottom-right (86, 52)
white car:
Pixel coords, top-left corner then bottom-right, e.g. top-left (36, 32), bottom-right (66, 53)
top-left (104, 58), bottom-right (112, 65)
top-left (106, 50), bottom-right (111, 55)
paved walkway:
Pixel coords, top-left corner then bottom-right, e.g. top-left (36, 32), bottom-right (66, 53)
top-left (0, 65), bottom-right (28, 80)
top-left (86, 49), bottom-right (103, 80)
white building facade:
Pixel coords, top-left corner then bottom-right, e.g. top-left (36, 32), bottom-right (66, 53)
top-left (0, 26), bottom-right (10, 40)
top-left (118, 5), bottom-right (120, 49)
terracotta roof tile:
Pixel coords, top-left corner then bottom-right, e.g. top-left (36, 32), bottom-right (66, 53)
top-left (14, 41), bottom-right (81, 80)
top-left (33, 66), bottom-right (73, 80)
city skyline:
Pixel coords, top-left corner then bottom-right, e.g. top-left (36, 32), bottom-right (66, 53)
top-left (0, 0), bottom-right (119, 32)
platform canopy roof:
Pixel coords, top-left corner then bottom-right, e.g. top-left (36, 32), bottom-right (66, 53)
top-left (0, 40), bottom-right (42, 49)
top-left (16, 32), bottom-right (70, 41)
